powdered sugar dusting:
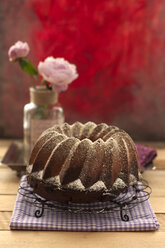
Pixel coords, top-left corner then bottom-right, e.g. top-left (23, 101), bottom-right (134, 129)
top-left (112, 178), bottom-right (127, 189)
top-left (46, 175), bottom-right (61, 186)
top-left (129, 174), bottom-right (137, 185)
top-left (32, 170), bottom-right (44, 179)
top-left (26, 164), bottom-right (32, 173)
top-left (122, 137), bottom-right (130, 165)
top-left (88, 181), bottom-right (107, 191)
top-left (67, 179), bottom-right (85, 191)
top-left (30, 170), bottom-right (138, 192)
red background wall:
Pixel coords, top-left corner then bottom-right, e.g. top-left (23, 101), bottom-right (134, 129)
top-left (1, 0), bottom-right (165, 140)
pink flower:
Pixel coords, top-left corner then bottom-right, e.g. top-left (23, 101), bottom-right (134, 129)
top-left (8, 41), bottom-right (30, 61)
top-left (38, 57), bottom-right (78, 92)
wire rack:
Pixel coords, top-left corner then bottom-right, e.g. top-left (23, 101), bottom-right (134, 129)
top-left (18, 178), bottom-right (151, 222)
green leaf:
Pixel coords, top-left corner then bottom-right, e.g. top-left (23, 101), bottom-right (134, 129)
top-left (18, 58), bottom-right (38, 79)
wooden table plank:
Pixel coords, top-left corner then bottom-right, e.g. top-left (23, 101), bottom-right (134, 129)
top-left (136, 141), bottom-right (165, 170)
top-left (0, 167), bottom-right (20, 194)
top-left (0, 140), bottom-right (12, 160)
top-left (143, 170), bottom-right (165, 197)
top-left (149, 198), bottom-right (165, 213)
top-left (0, 196), bottom-right (16, 211)
top-left (0, 140), bottom-right (13, 148)
top-left (154, 149), bottom-right (165, 170)
top-left (0, 212), bottom-right (12, 230)
top-left (0, 231), bottom-right (164, 248)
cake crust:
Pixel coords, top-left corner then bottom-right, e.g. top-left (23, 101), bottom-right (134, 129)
top-left (27, 121), bottom-right (140, 203)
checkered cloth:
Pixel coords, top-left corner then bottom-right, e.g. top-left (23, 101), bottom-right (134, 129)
top-left (10, 176), bottom-right (159, 231)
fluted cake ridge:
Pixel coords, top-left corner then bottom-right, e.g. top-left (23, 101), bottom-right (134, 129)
top-left (27, 121), bottom-right (140, 203)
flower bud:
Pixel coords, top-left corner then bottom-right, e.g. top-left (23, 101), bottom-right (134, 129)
top-left (8, 41), bottom-right (30, 61)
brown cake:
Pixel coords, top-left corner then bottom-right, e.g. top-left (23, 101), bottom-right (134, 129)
top-left (27, 121), bottom-right (140, 203)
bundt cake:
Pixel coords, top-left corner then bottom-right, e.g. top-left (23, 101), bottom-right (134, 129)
top-left (27, 121), bottom-right (140, 203)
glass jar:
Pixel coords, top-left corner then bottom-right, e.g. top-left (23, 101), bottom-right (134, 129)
top-left (23, 86), bottom-right (64, 163)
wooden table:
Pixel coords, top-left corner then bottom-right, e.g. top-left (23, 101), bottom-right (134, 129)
top-left (0, 140), bottom-right (165, 248)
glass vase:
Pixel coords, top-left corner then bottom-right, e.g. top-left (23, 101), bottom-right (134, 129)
top-left (23, 86), bottom-right (64, 163)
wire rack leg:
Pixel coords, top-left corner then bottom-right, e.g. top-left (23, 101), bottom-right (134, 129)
top-left (35, 202), bottom-right (45, 218)
top-left (119, 204), bottom-right (129, 222)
